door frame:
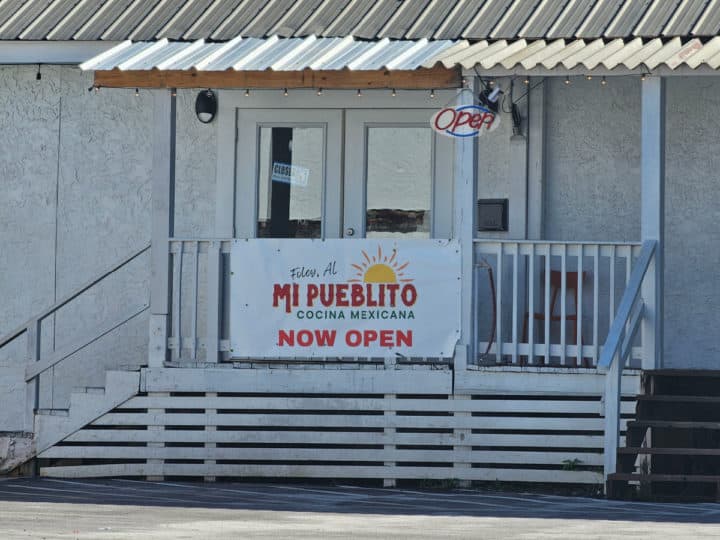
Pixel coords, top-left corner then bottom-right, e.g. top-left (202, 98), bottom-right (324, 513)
top-left (233, 109), bottom-right (343, 239)
top-left (214, 89), bottom-right (457, 239)
top-left (343, 109), bottom-right (454, 239)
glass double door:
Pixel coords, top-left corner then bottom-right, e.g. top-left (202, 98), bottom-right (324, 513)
top-left (234, 109), bottom-right (452, 239)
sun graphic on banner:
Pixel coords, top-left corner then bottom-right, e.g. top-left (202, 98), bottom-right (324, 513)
top-left (349, 246), bottom-right (413, 283)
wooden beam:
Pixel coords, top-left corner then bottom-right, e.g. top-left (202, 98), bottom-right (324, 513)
top-left (93, 66), bottom-right (461, 90)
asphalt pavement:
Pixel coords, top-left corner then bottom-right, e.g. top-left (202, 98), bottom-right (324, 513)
top-left (0, 478), bottom-right (719, 539)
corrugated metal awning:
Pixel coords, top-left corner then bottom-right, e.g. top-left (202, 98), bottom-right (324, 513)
top-left (428, 36), bottom-right (720, 71)
top-left (80, 36), bottom-right (459, 72)
top-left (8, 0), bottom-right (720, 42)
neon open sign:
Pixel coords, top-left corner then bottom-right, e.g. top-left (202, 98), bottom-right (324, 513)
top-left (431, 105), bottom-right (500, 138)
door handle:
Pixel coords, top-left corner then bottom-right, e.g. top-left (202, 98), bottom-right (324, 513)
top-left (345, 227), bottom-right (355, 237)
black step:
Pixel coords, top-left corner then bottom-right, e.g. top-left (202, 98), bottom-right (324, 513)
top-left (643, 370), bottom-right (720, 397)
top-left (637, 398), bottom-right (720, 422)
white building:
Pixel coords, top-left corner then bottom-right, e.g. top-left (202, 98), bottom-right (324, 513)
top-left (1, 1), bottom-right (718, 498)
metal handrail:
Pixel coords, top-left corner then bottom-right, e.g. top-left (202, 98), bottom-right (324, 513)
top-left (0, 244), bottom-right (150, 350)
top-left (599, 239), bottom-right (656, 486)
top-left (598, 240), bottom-right (656, 371)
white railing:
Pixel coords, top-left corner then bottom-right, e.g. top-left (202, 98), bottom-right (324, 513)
top-left (167, 239), bottom-right (231, 363)
top-left (598, 240), bottom-right (656, 483)
top-left (473, 240), bottom-right (643, 368)
top-left (0, 245), bottom-right (150, 432)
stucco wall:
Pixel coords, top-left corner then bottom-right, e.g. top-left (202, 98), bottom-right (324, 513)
top-left (2, 67), bottom-right (720, 434)
top-left (544, 76), bottom-right (641, 242)
top-left (0, 67), bottom-right (217, 428)
top-left (664, 77), bottom-right (720, 369)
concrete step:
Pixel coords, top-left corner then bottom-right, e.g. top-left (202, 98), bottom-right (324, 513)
top-left (71, 387), bottom-right (105, 395)
top-left (36, 370), bottom-right (139, 454)
top-left (35, 409), bottom-right (69, 417)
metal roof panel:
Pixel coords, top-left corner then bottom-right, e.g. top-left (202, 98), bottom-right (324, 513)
top-left (181, 0), bottom-right (243, 40)
top-left (634, 0), bottom-right (682, 36)
top-left (405, 0), bottom-right (456, 39)
top-left (576, 0), bottom-right (624, 37)
top-left (0, 0), bottom-right (52, 39)
top-left (210, 0), bottom-right (269, 40)
top-left (491, 0), bottom-right (542, 39)
top-left (520, 0), bottom-right (570, 38)
top-left (74, 0), bottom-right (134, 40)
top-left (662, 0), bottom-right (709, 35)
top-left (604, 0), bottom-right (652, 37)
top-left (463, 0), bottom-right (512, 38)
top-left (100, 0), bottom-right (161, 41)
top-left (547, 0), bottom-right (597, 38)
top-left (20, 0), bottom-right (82, 40)
top-left (378, 0), bottom-right (431, 38)
top-left (129, 0), bottom-right (186, 40)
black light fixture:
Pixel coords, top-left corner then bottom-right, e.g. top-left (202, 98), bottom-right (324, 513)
top-left (195, 89), bottom-right (217, 124)
top-left (478, 86), bottom-right (502, 113)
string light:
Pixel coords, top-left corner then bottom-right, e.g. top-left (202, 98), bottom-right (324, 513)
top-left (283, 87), bottom-right (288, 96)
top-left (488, 80), bottom-right (495, 87)
top-left (564, 76), bottom-right (571, 85)
top-left (586, 74), bottom-right (593, 80)
top-left (430, 88), bottom-right (436, 98)
top-left (601, 76), bottom-right (607, 86)
top-left (244, 88), bottom-right (250, 96)
top-left (391, 88), bottom-right (397, 97)
top-left (317, 87), bottom-right (323, 96)
top-left (171, 89), bottom-right (177, 97)
top-left (135, 88), bottom-right (139, 97)
top-left (640, 73), bottom-right (647, 81)
top-left (357, 88), bottom-right (362, 97)
top-left (94, 85), bottom-right (99, 94)
top-left (523, 77), bottom-right (530, 85)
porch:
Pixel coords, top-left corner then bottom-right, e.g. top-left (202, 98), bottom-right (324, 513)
top-left (1, 41), bottom-right (671, 489)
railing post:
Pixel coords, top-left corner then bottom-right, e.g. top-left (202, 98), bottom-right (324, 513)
top-left (206, 241), bottom-right (222, 363)
top-left (603, 348), bottom-right (622, 485)
top-left (24, 320), bottom-right (40, 432)
top-left (148, 88), bottom-right (177, 368)
top-left (640, 76), bottom-right (665, 370)
top-left (454, 77), bottom-right (479, 371)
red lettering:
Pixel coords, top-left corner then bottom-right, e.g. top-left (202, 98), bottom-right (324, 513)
top-left (297, 330), bottom-right (313, 347)
top-left (480, 112), bottom-right (495, 130)
top-left (363, 330), bottom-right (378, 346)
top-left (336, 284), bottom-right (349, 307)
top-left (366, 284), bottom-right (377, 307)
top-left (378, 284), bottom-right (385, 307)
top-left (386, 284), bottom-right (399, 306)
top-left (452, 110), bottom-right (473, 131)
top-left (396, 330), bottom-right (413, 347)
top-left (315, 329), bottom-right (336, 346)
top-left (278, 329), bottom-right (294, 346)
top-left (292, 283), bottom-right (300, 307)
top-left (346, 329), bottom-right (362, 347)
top-left (273, 284), bottom-right (292, 313)
top-left (433, 108), bottom-right (456, 131)
top-left (320, 284), bottom-right (334, 307)
top-left (401, 284), bottom-right (417, 306)
top-left (306, 284), bottom-right (319, 306)
top-left (380, 330), bottom-right (394, 347)
top-left (351, 284), bottom-right (364, 306)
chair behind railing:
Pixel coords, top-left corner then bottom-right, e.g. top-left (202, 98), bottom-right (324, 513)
top-left (473, 240), bottom-right (643, 368)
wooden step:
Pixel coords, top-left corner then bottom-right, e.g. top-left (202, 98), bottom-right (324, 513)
top-left (636, 395), bottom-right (720, 403)
top-left (609, 472), bottom-right (720, 483)
top-left (627, 420), bottom-right (720, 430)
top-left (619, 447), bottom-right (720, 456)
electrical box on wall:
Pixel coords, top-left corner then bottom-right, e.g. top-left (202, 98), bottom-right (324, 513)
top-left (477, 199), bottom-right (508, 232)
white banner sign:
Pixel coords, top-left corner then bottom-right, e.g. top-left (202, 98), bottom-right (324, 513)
top-left (230, 239), bottom-right (461, 358)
